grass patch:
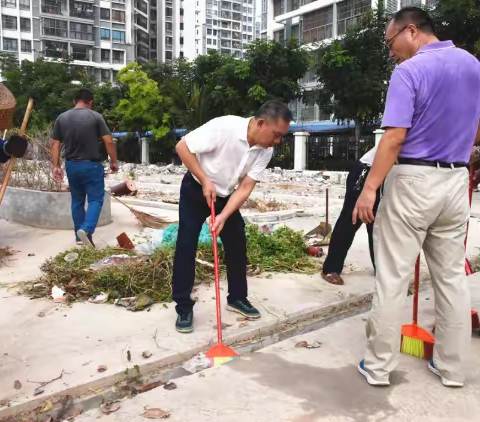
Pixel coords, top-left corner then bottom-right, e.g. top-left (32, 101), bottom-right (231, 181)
top-left (21, 225), bottom-right (317, 304)
top-left (0, 247), bottom-right (15, 267)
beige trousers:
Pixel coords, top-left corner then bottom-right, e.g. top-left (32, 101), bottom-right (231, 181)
top-left (364, 164), bottom-right (471, 384)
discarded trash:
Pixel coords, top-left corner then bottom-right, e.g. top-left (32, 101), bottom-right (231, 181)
top-left (134, 381), bottom-right (163, 393)
top-left (90, 254), bottom-right (141, 271)
top-left (28, 253), bottom-right (35, 257)
top-left (127, 350), bottom-right (132, 362)
top-left (40, 401), bottom-right (53, 413)
top-left (97, 365), bottom-right (108, 373)
top-left (182, 352), bottom-right (212, 374)
top-left (114, 294), bottom-right (154, 311)
top-left (162, 222), bottom-right (222, 246)
top-left (110, 179), bottom-right (138, 197)
top-left (307, 246), bottom-right (324, 257)
top-left (239, 321), bottom-right (249, 328)
top-left (64, 252), bottom-right (79, 263)
top-left (143, 408), bottom-right (170, 419)
top-left (13, 380), bottom-right (22, 390)
top-left (142, 350), bottom-right (152, 359)
top-left (88, 292), bottom-right (109, 304)
top-left (117, 232), bottom-right (135, 250)
top-left (295, 340), bottom-right (322, 349)
top-left (51, 286), bottom-right (66, 303)
top-left (100, 400), bottom-right (121, 415)
top-left (164, 382), bottom-right (177, 391)
top-left (136, 229), bottom-right (164, 255)
top-left (304, 222), bottom-right (332, 246)
top-left (195, 258), bottom-right (214, 268)
top-left (213, 322), bottom-right (232, 330)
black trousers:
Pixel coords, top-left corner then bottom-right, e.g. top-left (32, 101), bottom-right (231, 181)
top-left (322, 161), bottom-right (381, 275)
top-left (172, 172), bottom-right (248, 315)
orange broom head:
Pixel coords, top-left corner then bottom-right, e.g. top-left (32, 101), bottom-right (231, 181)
top-left (206, 344), bottom-right (240, 366)
top-left (401, 324), bottom-right (435, 361)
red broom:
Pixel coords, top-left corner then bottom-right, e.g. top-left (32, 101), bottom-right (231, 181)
top-left (205, 200), bottom-right (240, 365)
top-left (401, 256), bottom-right (435, 360)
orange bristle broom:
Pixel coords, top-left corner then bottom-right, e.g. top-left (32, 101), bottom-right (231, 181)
top-left (205, 200), bottom-right (240, 366)
top-left (401, 256), bottom-right (435, 360)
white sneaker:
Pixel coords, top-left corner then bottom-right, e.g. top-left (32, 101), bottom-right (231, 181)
top-left (428, 359), bottom-right (464, 388)
top-left (358, 360), bottom-right (390, 386)
top-left (77, 229), bottom-right (94, 248)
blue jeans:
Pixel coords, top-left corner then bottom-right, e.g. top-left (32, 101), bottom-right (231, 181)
top-left (0, 139), bottom-right (9, 163)
top-left (65, 161), bottom-right (105, 238)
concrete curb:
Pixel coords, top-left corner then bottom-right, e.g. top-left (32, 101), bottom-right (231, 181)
top-left (0, 291), bottom-right (375, 422)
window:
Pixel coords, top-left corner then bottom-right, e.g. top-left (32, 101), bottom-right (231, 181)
top-left (150, 9), bottom-right (157, 20)
top-left (207, 28), bottom-right (212, 35)
top-left (70, 22), bottom-right (94, 41)
top-left (213, 29), bottom-right (217, 35)
top-left (337, 0), bottom-right (370, 36)
top-left (72, 44), bottom-right (89, 60)
top-left (137, 44), bottom-right (148, 59)
top-left (101, 28), bottom-right (111, 40)
top-left (213, 39), bottom-right (217, 45)
top-left (150, 38), bottom-right (156, 49)
top-left (206, 18), bottom-right (212, 25)
top-left (19, 0), bottom-right (29, 10)
top-left (180, 51), bottom-right (184, 58)
top-left (42, 0), bottom-right (61, 15)
top-left (207, 38), bottom-right (212, 45)
top-left (136, 29), bottom-right (148, 45)
top-left (135, 0), bottom-right (147, 14)
top-left (273, 0), bottom-right (284, 17)
top-left (166, 7), bottom-right (172, 17)
top-left (401, 0), bottom-right (422, 6)
top-left (274, 29), bottom-right (284, 42)
top-left (21, 40), bottom-right (32, 52)
top-left (112, 10), bottom-right (125, 23)
top-left (2, 15), bottom-right (17, 30)
top-left (112, 70), bottom-right (119, 83)
top-left (135, 13), bottom-right (147, 29)
top-left (303, 6), bottom-right (333, 43)
top-left (165, 36), bottom-right (173, 46)
top-left (180, 22), bottom-right (184, 30)
top-left (100, 8), bottom-right (110, 20)
top-left (180, 37), bottom-right (184, 45)
top-left (20, 17), bottom-right (31, 32)
top-left (3, 38), bottom-right (18, 52)
top-left (180, 8), bottom-right (184, 15)
top-left (101, 49), bottom-right (110, 62)
top-left (151, 23), bottom-right (157, 32)
top-left (291, 24), bottom-right (299, 40)
top-left (213, 19), bottom-right (218, 26)
top-left (247, 26), bottom-right (252, 32)
top-left (248, 34), bottom-right (252, 40)
top-left (112, 30), bottom-right (125, 43)
top-left (165, 22), bottom-right (173, 32)
top-left (44, 40), bottom-right (68, 58)
top-left (101, 69), bottom-right (110, 82)
top-left (243, 34), bottom-right (246, 40)
top-left (43, 18), bottom-right (68, 37)
top-left (70, 1), bottom-right (94, 19)
top-left (1, 0), bottom-right (16, 8)
top-left (165, 51), bottom-right (172, 60)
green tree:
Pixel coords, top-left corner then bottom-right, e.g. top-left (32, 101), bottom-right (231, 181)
top-left (112, 62), bottom-right (170, 138)
top-left (312, 2), bottom-right (394, 143)
top-left (431, 0), bottom-right (480, 58)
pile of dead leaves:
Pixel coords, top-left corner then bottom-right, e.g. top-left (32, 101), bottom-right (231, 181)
top-left (243, 198), bottom-right (289, 213)
top-left (0, 247), bottom-right (15, 267)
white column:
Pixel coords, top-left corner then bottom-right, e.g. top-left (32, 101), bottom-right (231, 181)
top-left (373, 129), bottom-right (385, 147)
top-left (141, 137), bottom-right (150, 165)
top-left (293, 131), bottom-right (308, 171)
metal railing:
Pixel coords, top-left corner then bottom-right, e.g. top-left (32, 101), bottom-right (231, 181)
top-left (269, 134), bottom-right (294, 169)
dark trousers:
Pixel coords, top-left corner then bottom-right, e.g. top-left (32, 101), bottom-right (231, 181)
top-left (65, 161), bottom-right (105, 238)
top-left (172, 172), bottom-right (248, 315)
top-left (323, 161), bottom-right (381, 275)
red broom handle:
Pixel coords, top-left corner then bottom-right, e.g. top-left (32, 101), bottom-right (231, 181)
top-left (413, 255), bottom-right (420, 325)
top-left (326, 187), bottom-right (329, 232)
top-left (210, 201), bottom-right (223, 345)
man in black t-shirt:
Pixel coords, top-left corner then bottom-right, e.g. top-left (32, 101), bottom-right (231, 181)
top-left (51, 88), bottom-right (118, 247)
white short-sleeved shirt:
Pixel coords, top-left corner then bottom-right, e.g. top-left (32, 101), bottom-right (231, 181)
top-left (184, 115), bottom-right (273, 197)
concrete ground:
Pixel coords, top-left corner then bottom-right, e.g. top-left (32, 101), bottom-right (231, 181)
top-left (75, 275), bottom-right (480, 422)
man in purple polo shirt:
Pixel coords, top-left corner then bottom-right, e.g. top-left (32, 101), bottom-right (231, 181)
top-left (353, 7), bottom-right (480, 387)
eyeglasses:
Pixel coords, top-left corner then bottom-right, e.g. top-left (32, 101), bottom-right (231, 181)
top-left (386, 25), bottom-right (407, 49)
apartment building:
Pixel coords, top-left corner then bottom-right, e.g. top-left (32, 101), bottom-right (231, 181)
top-left (0, 0), bottom-right (135, 82)
top-left (192, 0), bottom-right (258, 59)
top-left (261, 0), bottom-right (438, 122)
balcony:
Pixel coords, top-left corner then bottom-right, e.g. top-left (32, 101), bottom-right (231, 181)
top-left (70, 9), bottom-right (94, 19)
top-left (71, 47), bottom-right (90, 61)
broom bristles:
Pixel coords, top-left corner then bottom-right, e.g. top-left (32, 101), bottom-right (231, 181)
top-left (401, 324), bottom-right (434, 361)
top-left (401, 336), bottom-right (426, 359)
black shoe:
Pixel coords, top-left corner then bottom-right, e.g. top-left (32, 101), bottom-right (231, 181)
top-left (175, 311), bottom-right (194, 333)
top-left (226, 299), bottom-right (261, 319)
top-left (4, 135), bottom-right (28, 158)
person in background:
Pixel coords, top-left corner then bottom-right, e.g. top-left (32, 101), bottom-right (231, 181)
top-left (322, 145), bottom-right (380, 285)
top-left (172, 101), bottom-right (292, 333)
top-left (51, 88), bottom-right (118, 247)
top-left (354, 7), bottom-right (480, 387)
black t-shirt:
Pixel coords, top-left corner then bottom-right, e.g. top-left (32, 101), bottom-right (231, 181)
top-left (51, 108), bottom-right (111, 162)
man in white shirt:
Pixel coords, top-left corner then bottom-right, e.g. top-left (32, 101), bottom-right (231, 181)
top-left (173, 101), bottom-right (292, 333)
top-left (322, 145), bottom-right (380, 285)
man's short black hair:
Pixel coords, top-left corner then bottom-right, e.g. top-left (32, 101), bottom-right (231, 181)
top-left (392, 6), bottom-right (436, 35)
top-left (74, 88), bottom-right (94, 104)
top-left (254, 100), bottom-right (293, 122)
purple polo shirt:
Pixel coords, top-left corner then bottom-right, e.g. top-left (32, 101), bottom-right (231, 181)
top-left (382, 41), bottom-right (480, 163)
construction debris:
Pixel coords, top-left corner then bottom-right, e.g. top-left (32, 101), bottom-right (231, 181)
top-left (164, 382), bottom-right (177, 391)
top-left (110, 179), bottom-right (138, 197)
top-left (142, 350), bottom-right (153, 359)
top-left (100, 400), bottom-right (121, 415)
top-left (97, 365), bottom-right (108, 373)
top-left (117, 232), bottom-right (135, 250)
top-left (143, 408), bottom-right (171, 419)
top-left (134, 381), bottom-right (163, 394)
top-left (183, 353), bottom-right (212, 374)
top-left (295, 340), bottom-right (322, 349)
top-left (88, 292), bottom-right (109, 304)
